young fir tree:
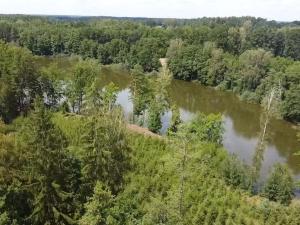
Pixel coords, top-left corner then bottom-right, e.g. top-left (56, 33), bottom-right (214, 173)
top-left (17, 98), bottom-right (80, 225)
top-left (262, 163), bottom-right (294, 205)
top-left (130, 65), bottom-right (150, 122)
top-left (167, 105), bottom-right (182, 135)
top-left (80, 109), bottom-right (130, 194)
top-left (0, 119), bottom-right (32, 225)
top-left (147, 100), bottom-right (162, 133)
top-left (79, 181), bottom-right (115, 225)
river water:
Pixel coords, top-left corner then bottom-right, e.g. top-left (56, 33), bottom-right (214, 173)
top-left (36, 56), bottom-right (300, 183)
top-left (98, 66), bottom-right (300, 183)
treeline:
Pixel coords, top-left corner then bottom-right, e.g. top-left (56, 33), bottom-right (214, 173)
top-left (0, 15), bottom-right (299, 122)
top-left (0, 40), bottom-right (300, 224)
top-left (1, 15), bottom-right (300, 61)
top-left (168, 41), bottom-right (300, 122)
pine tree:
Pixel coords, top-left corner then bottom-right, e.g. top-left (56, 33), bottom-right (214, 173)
top-left (147, 100), bottom-right (162, 133)
top-left (79, 181), bottom-right (114, 225)
top-left (130, 65), bottom-right (150, 121)
top-left (17, 98), bottom-right (79, 224)
top-left (80, 109), bottom-right (130, 194)
top-left (0, 120), bottom-right (31, 225)
top-left (262, 163), bottom-right (294, 205)
top-left (167, 105), bottom-right (182, 135)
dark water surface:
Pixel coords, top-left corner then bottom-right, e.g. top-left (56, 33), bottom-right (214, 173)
top-left (37, 57), bottom-right (300, 182)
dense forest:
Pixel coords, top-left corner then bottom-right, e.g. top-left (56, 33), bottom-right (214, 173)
top-left (0, 15), bottom-right (299, 122)
top-left (0, 15), bottom-right (300, 224)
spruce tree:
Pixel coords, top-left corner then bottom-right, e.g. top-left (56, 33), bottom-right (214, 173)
top-left (80, 109), bottom-right (130, 194)
top-left (262, 163), bottom-right (294, 205)
top-left (130, 65), bottom-right (150, 121)
top-left (147, 100), bottom-right (162, 133)
top-left (167, 105), bottom-right (182, 135)
top-left (79, 181), bottom-right (114, 225)
top-left (17, 98), bottom-right (79, 224)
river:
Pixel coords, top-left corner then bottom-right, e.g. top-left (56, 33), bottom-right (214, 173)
top-left (36, 56), bottom-right (300, 184)
top-left (98, 66), bottom-right (300, 184)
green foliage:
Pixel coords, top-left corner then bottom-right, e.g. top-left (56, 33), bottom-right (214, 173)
top-left (0, 121), bottom-right (31, 225)
top-left (281, 85), bottom-right (300, 122)
top-left (86, 80), bottom-right (119, 113)
top-left (79, 181), bottom-right (115, 225)
top-left (0, 99), bottom-right (299, 224)
top-left (16, 98), bottom-right (80, 224)
top-left (238, 49), bottom-right (272, 92)
top-left (0, 16), bottom-right (299, 123)
top-left (0, 41), bottom-right (40, 122)
top-left (147, 100), bottom-right (163, 133)
top-left (168, 44), bottom-right (206, 81)
top-left (101, 82), bottom-right (119, 112)
top-left (167, 105), bottom-right (182, 135)
top-left (130, 65), bottom-right (151, 117)
top-left (114, 132), bottom-right (300, 225)
top-left (284, 28), bottom-right (300, 60)
top-left (66, 59), bottom-right (101, 113)
top-left (0, 15), bottom-right (300, 224)
top-left (39, 63), bottom-right (65, 108)
top-left (129, 37), bottom-right (167, 72)
top-left (52, 113), bottom-right (86, 146)
top-left (262, 163), bottom-right (294, 205)
top-left (79, 39), bottom-right (98, 59)
top-left (221, 154), bottom-right (253, 190)
top-left (166, 39), bottom-right (183, 59)
top-left (79, 109), bottom-right (130, 194)
top-left (181, 113), bottom-right (224, 145)
top-left (206, 48), bottom-right (227, 86)
top-left (99, 39), bottom-right (129, 64)
top-left (147, 67), bottom-right (172, 133)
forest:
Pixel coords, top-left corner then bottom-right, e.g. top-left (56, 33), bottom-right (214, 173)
top-left (0, 15), bottom-right (300, 224)
top-left (0, 15), bottom-right (299, 122)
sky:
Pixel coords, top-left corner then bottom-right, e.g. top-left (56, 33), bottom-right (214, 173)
top-left (1, 0), bottom-right (299, 21)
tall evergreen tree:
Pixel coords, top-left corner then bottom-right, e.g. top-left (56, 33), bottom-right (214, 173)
top-left (167, 105), bottom-right (182, 135)
top-left (147, 100), bottom-right (162, 133)
top-left (17, 98), bottom-right (80, 224)
top-left (130, 65), bottom-right (151, 120)
top-left (79, 181), bottom-right (115, 225)
top-left (80, 109), bottom-right (130, 194)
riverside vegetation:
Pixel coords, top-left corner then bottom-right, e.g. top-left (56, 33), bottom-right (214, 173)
top-left (0, 15), bottom-right (300, 224)
top-left (0, 15), bottom-right (299, 122)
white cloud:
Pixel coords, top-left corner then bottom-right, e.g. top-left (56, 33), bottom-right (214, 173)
top-left (0, 0), bottom-right (299, 21)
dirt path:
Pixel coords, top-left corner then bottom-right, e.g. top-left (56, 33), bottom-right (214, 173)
top-left (127, 124), bottom-right (162, 138)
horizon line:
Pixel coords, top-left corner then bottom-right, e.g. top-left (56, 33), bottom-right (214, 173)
top-left (1, 13), bottom-right (299, 23)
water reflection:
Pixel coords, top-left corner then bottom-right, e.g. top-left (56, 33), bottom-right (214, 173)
top-left (36, 56), bottom-right (300, 180)
top-left (99, 67), bottom-right (300, 180)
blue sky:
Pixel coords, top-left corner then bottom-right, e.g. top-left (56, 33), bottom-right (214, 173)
top-left (1, 0), bottom-right (299, 21)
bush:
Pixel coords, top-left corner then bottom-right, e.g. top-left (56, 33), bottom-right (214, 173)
top-left (262, 163), bottom-right (294, 205)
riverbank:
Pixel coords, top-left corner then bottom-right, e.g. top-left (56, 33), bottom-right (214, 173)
top-left (36, 56), bottom-right (300, 181)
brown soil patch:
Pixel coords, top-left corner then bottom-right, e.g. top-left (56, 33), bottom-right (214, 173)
top-left (127, 124), bottom-right (162, 138)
